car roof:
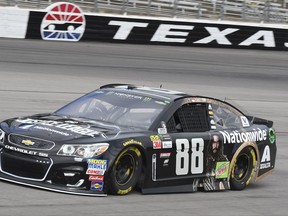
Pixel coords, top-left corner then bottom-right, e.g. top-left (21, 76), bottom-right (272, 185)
top-left (99, 84), bottom-right (190, 101)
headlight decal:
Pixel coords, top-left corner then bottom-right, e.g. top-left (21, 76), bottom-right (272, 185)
top-left (0, 128), bottom-right (5, 144)
top-left (57, 143), bottom-right (109, 158)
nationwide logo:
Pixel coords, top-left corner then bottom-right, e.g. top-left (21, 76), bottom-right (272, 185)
top-left (220, 128), bottom-right (267, 144)
top-left (40, 2), bottom-right (86, 41)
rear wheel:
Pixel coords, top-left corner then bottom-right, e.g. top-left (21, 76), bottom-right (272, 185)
top-left (230, 146), bottom-right (257, 190)
top-left (108, 147), bottom-right (142, 195)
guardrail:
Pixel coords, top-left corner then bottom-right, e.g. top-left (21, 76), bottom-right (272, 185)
top-left (0, 0), bottom-right (288, 23)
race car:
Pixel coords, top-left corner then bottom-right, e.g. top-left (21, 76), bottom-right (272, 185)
top-left (0, 84), bottom-right (276, 196)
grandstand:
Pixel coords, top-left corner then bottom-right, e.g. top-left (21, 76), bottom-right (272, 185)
top-left (0, 0), bottom-right (288, 23)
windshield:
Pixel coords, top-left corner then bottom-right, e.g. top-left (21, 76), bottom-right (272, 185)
top-left (56, 90), bottom-right (169, 129)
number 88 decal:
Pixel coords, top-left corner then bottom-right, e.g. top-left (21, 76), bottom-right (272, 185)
top-left (176, 138), bottom-right (204, 175)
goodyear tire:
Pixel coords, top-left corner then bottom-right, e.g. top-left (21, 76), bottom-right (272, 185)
top-left (108, 147), bottom-right (142, 195)
top-left (230, 146), bottom-right (257, 190)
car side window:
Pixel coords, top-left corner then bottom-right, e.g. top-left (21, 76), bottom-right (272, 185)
top-left (210, 102), bottom-right (242, 129)
top-left (167, 103), bottom-right (209, 133)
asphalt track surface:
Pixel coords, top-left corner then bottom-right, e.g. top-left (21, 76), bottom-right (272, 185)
top-left (0, 38), bottom-right (287, 216)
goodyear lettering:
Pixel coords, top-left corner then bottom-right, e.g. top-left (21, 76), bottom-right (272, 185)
top-left (220, 128), bottom-right (267, 144)
top-left (117, 186), bottom-right (132, 195)
top-left (123, 139), bottom-right (142, 146)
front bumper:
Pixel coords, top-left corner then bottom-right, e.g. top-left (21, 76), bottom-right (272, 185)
top-left (0, 147), bottom-right (107, 196)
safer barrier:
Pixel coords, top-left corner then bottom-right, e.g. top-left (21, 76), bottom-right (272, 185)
top-left (0, 2), bottom-right (288, 50)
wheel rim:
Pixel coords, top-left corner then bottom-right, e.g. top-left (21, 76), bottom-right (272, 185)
top-left (115, 153), bottom-right (135, 185)
top-left (233, 153), bottom-right (250, 181)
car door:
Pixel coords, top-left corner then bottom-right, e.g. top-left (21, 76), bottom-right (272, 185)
top-left (153, 100), bottom-right (212, 181)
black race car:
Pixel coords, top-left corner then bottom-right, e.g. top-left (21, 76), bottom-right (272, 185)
top-left (0, 84), bottom-right (276, 196)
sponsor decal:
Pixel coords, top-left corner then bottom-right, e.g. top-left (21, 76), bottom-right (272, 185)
top-left (240, 116), bottom-right (250, 127)
top-left (87, 159), bottom-right (108, 166)
top-left (211, 125), bottom-right (216, 130)
top-left (34, 126), bottom-right (70, 136)
top-left (163, 159), bottom-right (169, 166)
top-left (114, 92), bottom-right (143, 100)
top-left (123, 139), bottom-right (142, 146)
top-left (220, 128), bottom-right (267, 144)
top-left (260, 162), bottom-right (271, 169)
top-left (209, 111), bottom-right (214, 115)
top-left (269, 128), bottom-right (275, 143)
top-left (260, 145), bottom-right (271, 169)
top-left (89, 175), bottom-right (104, 182)
top-left (158, 127), bottom-right (167, 135)
top-left (215, 162), bottom-right (230, 179)
top-left (160, 134), bottom-right (172, 141)
top-left (86, 159), bottom-right (108, 175)
top-left (41, 2), bottom-right (85, 41)
top-left (150, 135), bottom-right (160, 141)
top-left (162, 141), bottom-right (172, 149)
top-left (160, 152), bottom-right (171, 158)
top-left (16, 118), bottom-right (104, 137)
top-left (86, 169), bottom-right (105, 175)
top-left (90, 181), bottom-right (104, 191)
top-left (210, 119), bottom-right (215, 125)
top-left (208, 104), bottom-right (213, 110)
top-left (153, 140), bottom-right (162, 149)
top-left (21, 139), bottom-right (35, 146)
top-left (4, 145), bottom-right (48, 157)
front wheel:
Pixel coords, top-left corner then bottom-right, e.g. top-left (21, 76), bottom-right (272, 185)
top-left (230, 146), bottom-right (257, 190)
top-left (108, 147), bottom-right (142, 195)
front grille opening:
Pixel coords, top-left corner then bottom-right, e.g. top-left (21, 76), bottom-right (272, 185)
top-left (1, 150), bottom-right (51, 180)
top-left (9, 134), bottom-right (55, 150)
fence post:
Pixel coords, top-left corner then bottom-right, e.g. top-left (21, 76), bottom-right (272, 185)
top-left (173, 0), bottom-right (177, 18)
top-left (147, 0), bottom-right (152, 16)
top-left (241, 0), bottom-right (247, 20)
top-left (93, 0), bottom-right (98, 12)
top-left (263, 0), bottom-right (270, 23)
top-left (219, 0), bottom-right (225, 20)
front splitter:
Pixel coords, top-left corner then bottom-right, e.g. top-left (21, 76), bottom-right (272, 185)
top-left (0, 173), bottom-right (107, 197)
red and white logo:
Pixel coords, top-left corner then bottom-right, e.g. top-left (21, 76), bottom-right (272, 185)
top-left (153, 140), bottom-right (162, 149)
top-left (89, 175), bottom-right (104, 182)
top-left (41, 2), bottom-right (86, 41)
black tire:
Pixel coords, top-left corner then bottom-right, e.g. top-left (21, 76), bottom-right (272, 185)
top-left (230, 146), bottom-right (257, 190)
top-left (108, 147), bottom-right (142, 195)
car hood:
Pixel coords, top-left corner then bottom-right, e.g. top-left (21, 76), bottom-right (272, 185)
top-left (2, 113), bottom-right (129, 143)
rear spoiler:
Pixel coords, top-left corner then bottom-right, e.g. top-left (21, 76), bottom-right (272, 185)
top-left (246, 116), bottom-right (273, 128)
